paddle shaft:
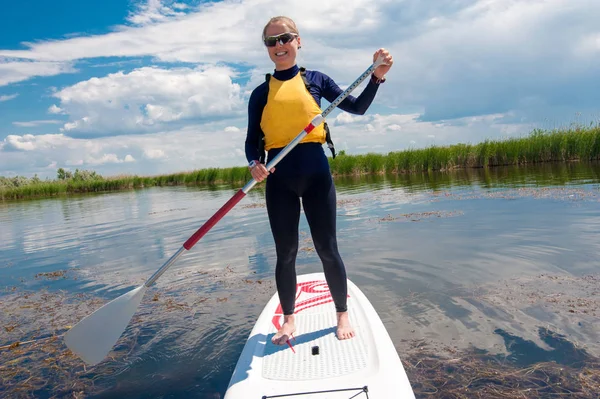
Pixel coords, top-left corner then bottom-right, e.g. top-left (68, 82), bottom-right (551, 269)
top-left (145, 56), bottom-right (385, 287)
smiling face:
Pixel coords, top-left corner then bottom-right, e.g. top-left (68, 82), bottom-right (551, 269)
top-left (264, 21), bottom-right (301, 71)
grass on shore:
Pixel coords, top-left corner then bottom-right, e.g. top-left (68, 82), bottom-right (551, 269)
top-left (2, 125), bottom-right (600, 201)
top-left (329, 125), bottom-right (600, 175)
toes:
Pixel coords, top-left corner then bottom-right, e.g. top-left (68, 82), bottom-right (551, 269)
top-left (272, 333), bottom-right (291, 345)
top-left (336, 329), bottom-right (356, 340)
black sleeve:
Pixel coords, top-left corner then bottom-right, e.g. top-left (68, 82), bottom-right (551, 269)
top-left (319, 72), bottom-right (382, 115)
top-left (244, 83), bottom-right (268, 163)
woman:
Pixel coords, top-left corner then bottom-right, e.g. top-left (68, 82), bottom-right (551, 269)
top-left (244, 16), bottom-right (393, 345)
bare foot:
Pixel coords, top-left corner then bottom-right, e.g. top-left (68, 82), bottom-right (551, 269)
top-left (272, 314), bottom-right (296, 345)
top-left (336, 311), bottom-right (355, 340)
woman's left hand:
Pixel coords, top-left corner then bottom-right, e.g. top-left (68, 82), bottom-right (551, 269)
top-left (373, 48), bottom-right (393, 80)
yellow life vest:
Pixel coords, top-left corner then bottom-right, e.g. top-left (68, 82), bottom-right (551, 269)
top-left (260, 72), bottom-right (327, 151)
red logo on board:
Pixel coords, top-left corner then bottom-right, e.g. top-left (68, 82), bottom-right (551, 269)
top-left (271, 280), bottom-right (349, 352)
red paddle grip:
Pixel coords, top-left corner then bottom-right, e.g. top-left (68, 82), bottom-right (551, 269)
top-left (183, 189), bottom-right (246, 250)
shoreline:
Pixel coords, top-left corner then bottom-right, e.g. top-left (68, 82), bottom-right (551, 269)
top-left (2, 125), bottom-right (600, 201)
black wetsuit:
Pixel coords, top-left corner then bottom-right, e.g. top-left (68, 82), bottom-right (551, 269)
top-left (245, 65), bottom-right (382, 315)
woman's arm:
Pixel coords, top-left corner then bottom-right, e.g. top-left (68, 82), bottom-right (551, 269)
top-left (319, 48), bottom-right (393, 116)
top-left (244, 85), bottom-right (268, 163)
top-left (321, 73), bottom-right (383, 115)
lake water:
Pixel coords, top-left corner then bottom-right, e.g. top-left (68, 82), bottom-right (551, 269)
top-left (1, 162), bottom-right (600, 398)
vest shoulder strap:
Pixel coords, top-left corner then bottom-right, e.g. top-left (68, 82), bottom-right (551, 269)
top-left (299, 67), bottom-right (310, 89)
top-left (298, 67), bottom-right (336, 158)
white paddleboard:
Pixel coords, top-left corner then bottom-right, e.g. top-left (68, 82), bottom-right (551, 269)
top-left (224, 272), bottom-right (415, 398)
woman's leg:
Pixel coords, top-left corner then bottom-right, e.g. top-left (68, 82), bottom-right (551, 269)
top-left (266, 174), bottom-right (300, 344)
top-left (301, 173), bottom-right (354, 339)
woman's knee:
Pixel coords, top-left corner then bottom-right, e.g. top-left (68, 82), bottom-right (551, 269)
top-left (276, 244), bottom-right (299, 264)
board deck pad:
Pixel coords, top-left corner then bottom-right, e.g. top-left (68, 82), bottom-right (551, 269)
top-left (224, 273), bottom-right (415, 398)
top-left (263, 300), bottom-right (368, 380)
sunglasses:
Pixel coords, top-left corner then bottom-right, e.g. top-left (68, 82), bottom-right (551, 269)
top-left (263, 32), bottom-right (298, 47)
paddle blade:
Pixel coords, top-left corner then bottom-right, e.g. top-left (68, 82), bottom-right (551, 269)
top-left (65, 285), bottom-right (147, 366)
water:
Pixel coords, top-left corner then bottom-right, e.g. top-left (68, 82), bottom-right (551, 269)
top-left (1, 162), bottom-right (600, 398)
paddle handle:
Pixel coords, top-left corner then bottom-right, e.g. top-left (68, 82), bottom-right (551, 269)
top-left (183, 189), bottom-right (246, 250)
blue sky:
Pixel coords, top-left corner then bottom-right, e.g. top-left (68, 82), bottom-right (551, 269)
top-left (1, 0), bottom-right (599, 178)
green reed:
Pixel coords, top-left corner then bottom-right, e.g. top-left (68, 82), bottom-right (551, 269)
top-left (330, 125), bottom-right (600, 175)
top-left (2, 125), bottom-right (599, 201)
top-left (0, 167), bottom-right (254, 201)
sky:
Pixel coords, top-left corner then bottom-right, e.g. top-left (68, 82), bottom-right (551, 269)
top-left (1, 0), bottom-right (599, 178)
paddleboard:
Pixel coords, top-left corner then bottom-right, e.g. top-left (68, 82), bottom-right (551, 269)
top-left (224, 272), bottom-right (415, 398)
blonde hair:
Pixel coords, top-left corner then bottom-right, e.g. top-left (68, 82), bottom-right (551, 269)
top-left (262, 16), bottom-right (299, 39)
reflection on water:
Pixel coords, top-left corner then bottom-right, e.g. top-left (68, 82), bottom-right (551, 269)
top-left (1, 161), bottom-right (600, 398)
top-left (494, 327), bottom-right (591, 367)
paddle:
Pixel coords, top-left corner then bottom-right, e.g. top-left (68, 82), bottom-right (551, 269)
top-left (64, 54), bottom-right (387, 366)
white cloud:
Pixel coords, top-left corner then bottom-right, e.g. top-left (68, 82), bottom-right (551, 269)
top-left (0, 0), bottom-right (263, 64)
top-left (0, 93), bottom-right (18, 102)
top-left (52, 65), bottom-right (243, 136)
top-left (48, 104), bottom-right (64, 114)
top-left (333, 113), bottom-right (371, 125)
top-left (86, 153), bottom-right (133, 165)
top-left (13, 120), bottom-right (63, 127)
top-left (0, 110), bottom-right (533, 178)
top-left (328, 111), bottom-right (533, 154)
top-left (0, 123), bottom-right (249, 177)
top-left (0, 61), bottom-right (76, 86)
top-left (127, 0), bottom-right (186, 26)
top-left (172, 3), bottom-right (188, 10)
top-left (144, 148), bottom-right (166, 159)
top-left (385, 0), bottom-right (600, 121)
top-left (4, 134), bottom-right (38, 151)
top-left (224, 126), bottom-right (241, 133)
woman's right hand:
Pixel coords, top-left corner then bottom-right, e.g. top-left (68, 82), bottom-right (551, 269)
top-left (250, 162), bottom-right (275, 182)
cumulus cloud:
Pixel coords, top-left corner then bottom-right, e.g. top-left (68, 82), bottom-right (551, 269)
top-left (0, 109), bottom-right (536, 177)
top-left (332, 113), bottom-right (371, 125)
top-left (48, 104), bottom-right (64, 114)
top-left (86, 153), bottom-right (135, 165)
top-left (3, 134), bottom-right (39, 151)
top-left (52, 65), bottom-right (243, 136)
top-left (0, 122), bottom-right (249, 177)
top-left (327, 112), bottom-right (531, 154)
